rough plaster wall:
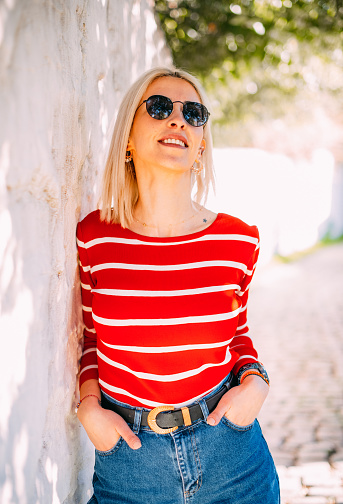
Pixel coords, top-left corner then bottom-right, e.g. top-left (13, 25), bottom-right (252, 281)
top-left (0, 1), bottom-right (171, 503)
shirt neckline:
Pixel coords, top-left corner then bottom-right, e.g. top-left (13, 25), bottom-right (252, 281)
top-left (122, 213), bottom-right (222, 242)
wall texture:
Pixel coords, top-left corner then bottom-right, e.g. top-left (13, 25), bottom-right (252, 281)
top-left (0, 1), bottom-right (171, 502)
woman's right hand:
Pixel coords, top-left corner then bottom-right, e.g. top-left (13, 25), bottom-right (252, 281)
top-left (77, 396), bottom-right (142, 451)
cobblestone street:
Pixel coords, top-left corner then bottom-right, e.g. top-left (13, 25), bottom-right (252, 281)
top-left (250, 242), bottom-right (343, 503)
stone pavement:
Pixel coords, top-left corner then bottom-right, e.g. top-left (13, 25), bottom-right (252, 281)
top-left (249, 242), bottom-right (343, 504)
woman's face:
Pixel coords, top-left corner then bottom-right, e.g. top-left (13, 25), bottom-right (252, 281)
top-left (128, 77), bottom-right (206, 175)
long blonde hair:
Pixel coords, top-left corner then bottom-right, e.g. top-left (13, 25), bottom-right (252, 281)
top-left (99, 66), bottom-right (215, 226)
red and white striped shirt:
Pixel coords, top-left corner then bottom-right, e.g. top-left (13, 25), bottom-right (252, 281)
top-left (77, 210), bottom-right (260, 408)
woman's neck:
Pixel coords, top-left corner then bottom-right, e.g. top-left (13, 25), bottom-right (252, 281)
top-left (130, 164), bottom-right (217, 237)
top-left (133, 197), bottom-right (201, 238)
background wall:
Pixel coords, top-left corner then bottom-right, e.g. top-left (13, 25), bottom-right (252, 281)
top-left (208, 148), bottom-right (343, 265)
top-left (0, 1), bottom-right (171, 503)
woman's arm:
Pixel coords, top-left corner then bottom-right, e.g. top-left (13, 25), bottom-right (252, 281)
top-left (77, 379), bottom-right (141, 451)
top-left (76, 222), bottom-right (141, 450)
top-left (208, 226), bottom-right (269, 426)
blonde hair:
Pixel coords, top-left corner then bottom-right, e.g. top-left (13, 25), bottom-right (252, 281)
top-left (99, 66), bottom-right (215, 226)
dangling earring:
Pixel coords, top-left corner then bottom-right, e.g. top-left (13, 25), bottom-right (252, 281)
top-left (125, 150), bottom-right (132, 163)
top-left (191, 148), bottom-right (204, 175)
top-left (191, 158), bottom-right (203, 175)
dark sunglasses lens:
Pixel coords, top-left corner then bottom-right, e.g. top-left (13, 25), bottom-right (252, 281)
top-left (146, 96), bottom-right (172, 120)
top-left (183, 102), bottom-right (209, 127)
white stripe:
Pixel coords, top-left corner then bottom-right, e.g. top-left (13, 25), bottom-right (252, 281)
top-left (235, 355), bottom-right (258, 364)
top-left (92, 284), bottom-right (240, 297)
top-left (82, 305), bottom-right (92, 312)
top-left (99, 336), bottom-right (234, 353)
top-left (233, 331), bottom-right (249, 338)
top-left (82, 347), bottom-right (97, 356)
top-left (93, 307), bottom-right (241, 327)
top-left (236, 321), bottom-right (248, 331)
top-left (237, 281), bottom-right (251, 296)
top-left (80, 364), bottom-right (98, 376)
top-left (79, 260), bottom-right (90, 272)
top-left (85, 326), bottom-right (96, 333)
top-left (231, 336), bottom-right (252, 348)
top-left (91, 260), bottom-right (248, 274)
top-left (99, 380), bottom-right (227, 409)
top-left (81, 282), bottom-right (92, 291)
top-left (239, 303), bottom-right (247, 313)
top-left (80, 234), bottom-right (259, 249)
top-left (97, 348), bottom-right (232, 382)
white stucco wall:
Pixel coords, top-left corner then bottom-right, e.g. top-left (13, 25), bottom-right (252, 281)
top-left (0, 1), bottom-right (171, 503)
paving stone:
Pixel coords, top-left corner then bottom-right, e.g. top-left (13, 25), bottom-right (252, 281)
top-left (298, 441), bottom-right (336, 455)
top-left (285, 497), bottom-right (331, 504)
top-left (307, 487), bottom-right (343, 498)
top-left (331, 459), bottom-right (343, 471)
top-left (297, 453), bottom-right (331, 464)
top-left (316, 428), bottom-right (343, 443)
top-left (273, 452), bottom-right (298, 466)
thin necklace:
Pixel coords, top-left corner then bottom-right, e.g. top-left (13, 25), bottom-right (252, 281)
top-left (134, 207), bottom-right (204, 229)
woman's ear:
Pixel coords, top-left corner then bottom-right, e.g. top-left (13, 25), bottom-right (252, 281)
top-left (197, 139), bottom-right (206, 160)
top-left (200, 138), bottom-right (206, 156)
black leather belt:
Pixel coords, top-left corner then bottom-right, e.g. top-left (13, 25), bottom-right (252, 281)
top-left (101, 376), bottom-right (234, 434)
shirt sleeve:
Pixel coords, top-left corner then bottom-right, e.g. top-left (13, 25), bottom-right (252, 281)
top-left (76, 221), bottom-right (99, 388)
top-left (231, 227), bottom-right (260, 375)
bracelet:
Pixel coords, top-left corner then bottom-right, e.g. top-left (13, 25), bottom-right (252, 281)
top-left (240, 370), bottom-right (270, 386)
top-left (75, 394), bottom-right (101, 413)
top-left (236, 362), bottom-right (270, 386)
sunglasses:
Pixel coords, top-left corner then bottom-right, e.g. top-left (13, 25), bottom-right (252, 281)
top-left (136, 94), bottom-right (210, 127)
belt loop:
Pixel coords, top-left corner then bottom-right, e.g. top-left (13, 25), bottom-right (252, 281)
top-left (198, 398), bottom-right (210, 420)
top-left (132, 409), bottom-right (142, 434)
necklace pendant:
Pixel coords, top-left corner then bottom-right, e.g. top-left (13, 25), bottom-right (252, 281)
top-left (203, 218), bottom-right (207, 223)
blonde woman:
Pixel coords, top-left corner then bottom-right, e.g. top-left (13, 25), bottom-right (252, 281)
top-left (76, 67), bottom-right (280, 503)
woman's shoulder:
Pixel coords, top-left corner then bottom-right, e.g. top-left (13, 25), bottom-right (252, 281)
top-left (214, 212), bottom-right (259, 240)
top-left (77, 209), bottom-right (122, 242)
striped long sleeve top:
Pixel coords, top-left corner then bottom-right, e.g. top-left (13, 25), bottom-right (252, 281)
top-left (76, 210), bottom-right (260, 409)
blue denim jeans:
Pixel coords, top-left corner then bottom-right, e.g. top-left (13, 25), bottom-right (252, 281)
top-left (88, 377), bottom-right (280, 504)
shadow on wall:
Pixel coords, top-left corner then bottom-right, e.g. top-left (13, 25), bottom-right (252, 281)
top-left (207, 148), bottom-right (341, 264)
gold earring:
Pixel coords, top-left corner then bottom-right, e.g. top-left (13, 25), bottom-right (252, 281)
top-left (191, 149), bottom-right (204, 174)
top-left (125, 150), bottom-right (132, 163)
top-left (191, 158), bottom-right (203, 175)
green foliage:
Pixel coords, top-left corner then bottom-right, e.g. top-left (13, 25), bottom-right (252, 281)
top-left (155, 0), bottom-right (342, 77)
top-left (154, 0), bottom-right (343, 145)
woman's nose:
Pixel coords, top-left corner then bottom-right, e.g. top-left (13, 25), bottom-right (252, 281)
top-left (167, 103), bottom-right (186, 127)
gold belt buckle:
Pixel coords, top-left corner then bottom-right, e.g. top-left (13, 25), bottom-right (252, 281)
top-left (147, 405), bottom-right (178, 434)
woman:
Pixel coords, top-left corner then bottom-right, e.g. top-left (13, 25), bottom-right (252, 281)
top-left (76, 67), bottom-right (280, 503)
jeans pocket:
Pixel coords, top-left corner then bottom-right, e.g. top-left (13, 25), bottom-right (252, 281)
top-left (95, 436), bottom-right (123, 456)
top-left (221, 416), bottom-right (255, 432)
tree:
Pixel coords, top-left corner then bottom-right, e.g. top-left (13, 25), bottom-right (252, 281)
top-left (154, 0), bottom-right (343, 151)
top-left (155, 0), bottom-right (342, 77)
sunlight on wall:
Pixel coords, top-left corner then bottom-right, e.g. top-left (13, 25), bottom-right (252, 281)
top-left (45, 458), bottom-right (59, 504)
top-left (13, 427), bottom-right (29, 503)
top-left (208, 148), bottom-right (336, 263)
top-left (0, 285), bottom-right (33, 438)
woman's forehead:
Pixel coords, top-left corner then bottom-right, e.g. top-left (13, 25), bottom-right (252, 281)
top-left (143, 76), bottom-right (201, 102)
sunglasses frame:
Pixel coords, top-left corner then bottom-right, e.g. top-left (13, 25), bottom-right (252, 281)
top-left (136, 94), bottom-right (210, 127)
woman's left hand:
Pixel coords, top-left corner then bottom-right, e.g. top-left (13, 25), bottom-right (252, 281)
top-left (207, 374), bottom-right (269, 427)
